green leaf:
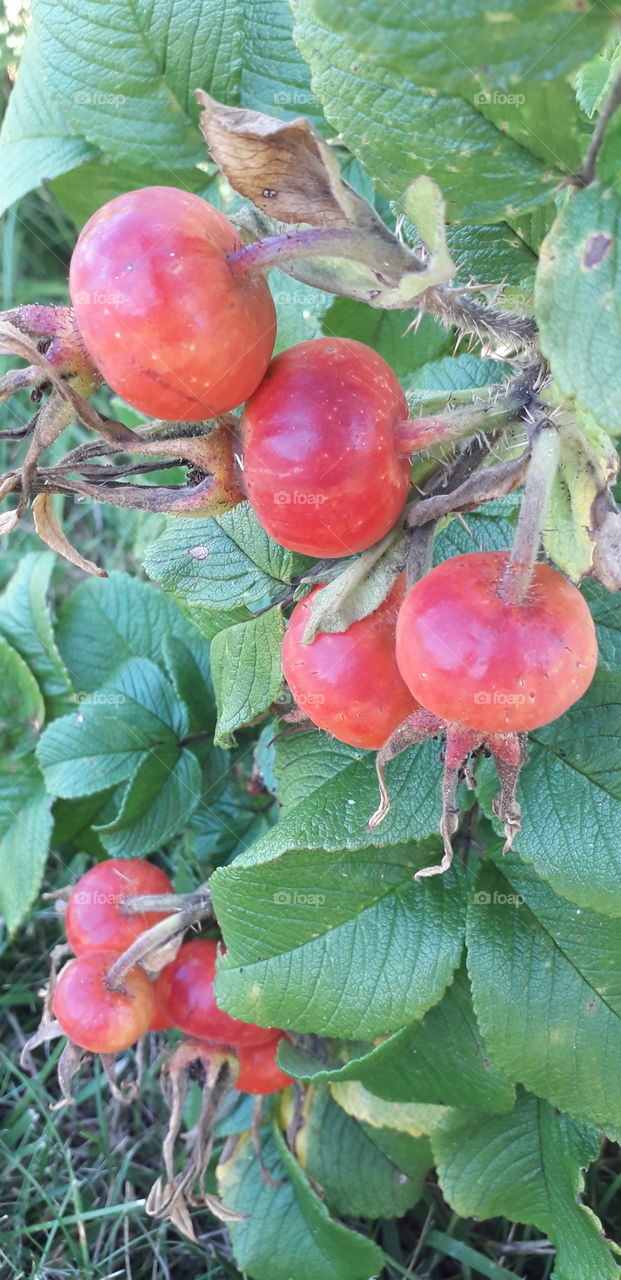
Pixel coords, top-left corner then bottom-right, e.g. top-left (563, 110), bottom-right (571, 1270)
top-left (488, 668), bottom-right (621, 915)
top-left (265, 727), bottom-right (444, 852)
top-left (298, 1083), bottom-right (431, 1218)
top-left (433, 496), bottom-right (518, 562)
top-left (293, 0), bottom-right (559, 224)
top-left (3, 0), bottom-right (325, 209)
top-left (187, 779), bottom-right (275, 868)
top-left (161, 633), bottom-right (216, 736)
top-left (56, 571), bottom-right (206, 695)
top-left (0, 552), bottom-right (74, 718)
top-left (476, 78), bottom-right (589, 174)
top-left (329, 1080), bottom-right (448, 1138)
top-left (407, 354), bottom-right (513, 406)
top-left (273, 273), bottom-right (332, 353)
top-left (37, 658), bottom-right (187, 798)
top-left (575, 48), bottom-right (621, 118)
top-left (467, 860), bottom-right (621, 1129)
top-left (0, 20), bottom-right (96, 216)
top-left (321, 297), bottom-right (451, 380)
top-left (584, 579), bottom-right (621, 671)
top-left (218, 1124), bottom-right (383, 1280)
top-left (95, 748), bottom-right (202, 857)
top-left (212, 842), bottom-right (466, 1038)
top-left (51, 159), bottom-right (209, 227)
top-left (447, 222), bottom-right (536, 310)
top-left (211, 608), bottom-right (285, 747)
top-left (31, 0), bottom-right (206, 167)
top-left (307, 965), bottom-right (515, 1114)
top-left (0, 765), bottom-right (54, 933)
top-left (536, 183), bottom-right (621, 437)
top-left (432, 1089), bottom-right (618, 1280)
top-left (144, 504), bottom-right (312, 613)
top-left (0, 636), bottom-right (45, 758)
top-left (307, 0), bottom-right (617, 95)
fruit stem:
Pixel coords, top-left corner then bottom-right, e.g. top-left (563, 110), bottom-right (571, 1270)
top-left (106, 887), bottom-right (213, 990)
top-left (394, 403), bottom-right (518, 456)
top-left (226, 227), bottom-right (401, 278)
top-left (500, 418), bottom-right (561, 605)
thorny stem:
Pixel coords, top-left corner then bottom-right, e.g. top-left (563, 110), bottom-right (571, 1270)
top-left (500, 418), bottom-right (561, 605)
top-left (106, 886), bottom-right (213, 989)
top-left (394, 401), bottom-right (520, 456)
top-left (226, 226), bottom-right (423, 278)
top-left (422, 286), bottom-right (539, 351)
top-left (574, 63), bottom-right (621, 187)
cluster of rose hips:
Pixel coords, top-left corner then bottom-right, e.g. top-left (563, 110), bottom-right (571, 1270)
top-left (53, 859), bottom-right (292, 1095)
top-left (68, 186), bottom-right (599, 854)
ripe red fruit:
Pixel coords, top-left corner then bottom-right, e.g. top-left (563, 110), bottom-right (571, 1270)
top-left (395, 551), bottom-right (598, 733)
top-left (53, 950), bottom-right (154, 1054)
top-left (240, 337), bottom-right (411, 557)
top-left (157, 939), bottom-right (275, 1046)
top-left (69, 187), bottom-right (276, 421)
top-left (282, 576), bottom-right (418, 749)
top-left (65, 858), bottom-right (174, 955)
top-left (234, 1034), bottom-right (293, 1095)
top-left (148, 972), bottom-right (173, 1032)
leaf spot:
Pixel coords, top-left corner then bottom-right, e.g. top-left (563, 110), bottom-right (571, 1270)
top-left (582, 233), bottom-right (612, 269)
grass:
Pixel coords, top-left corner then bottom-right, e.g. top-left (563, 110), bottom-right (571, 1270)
top-left (3, 895), bottom-right (620, 1280)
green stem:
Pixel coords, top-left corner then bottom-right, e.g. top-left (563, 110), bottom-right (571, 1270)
top-left (500, 419), bottom-right (561, 605)
top-left (226, 226), bottom-right (419, 278)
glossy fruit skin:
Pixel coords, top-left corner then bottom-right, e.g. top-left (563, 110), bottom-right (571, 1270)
top-left (149, 973), bottom-right (173, 1031)
top-left (240, 337), bottom-right (411, 557)
top-left (158, 939), bottom-right (275, 1046)
top-left (69, 187), bottom-right (276, 421)
top-left (234, 1034), bottom-right (293, 1095)
top-left (65, 858), bottom-right (174, 955)
top-left (53, 950), bottom-right (154, 1054)
top-left (282, 576), bottom-right (418, 749)
top-left (395, 551), bottom-right (598, 733)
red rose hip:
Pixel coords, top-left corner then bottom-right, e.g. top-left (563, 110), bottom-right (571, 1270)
top-left (53, 950), bottom-right (154, 1054)
top-left (395, 552), bottom-right (598, 733)
top-left (240, 337), bottom-right (411, 557)
top-left (70, 186), bottom-right (276, 421)
top-left (282, 576), bottom-right (418, 749)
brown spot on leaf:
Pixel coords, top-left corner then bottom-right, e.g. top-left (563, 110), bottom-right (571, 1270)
top-left (582, 233), bottom-right (612, 269)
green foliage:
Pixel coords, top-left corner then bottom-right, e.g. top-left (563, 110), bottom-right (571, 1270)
top-left (2, 2), bottom-right (621, 1278)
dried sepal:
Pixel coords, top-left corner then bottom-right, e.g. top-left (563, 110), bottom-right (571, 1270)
top-left (32, 494), bottom-right (108, 578)
top-left (147, 1039), bottom-right (240, 1236)
top-left (369, 712), bottom-right (529, 876)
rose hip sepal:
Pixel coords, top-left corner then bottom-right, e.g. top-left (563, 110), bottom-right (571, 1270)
top-left (52, 950), bottom-right (155, 1054)
top-left (157, 938), bottom-right (276, 1046)
top-left (369, 552), bottom-right (598, 877)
